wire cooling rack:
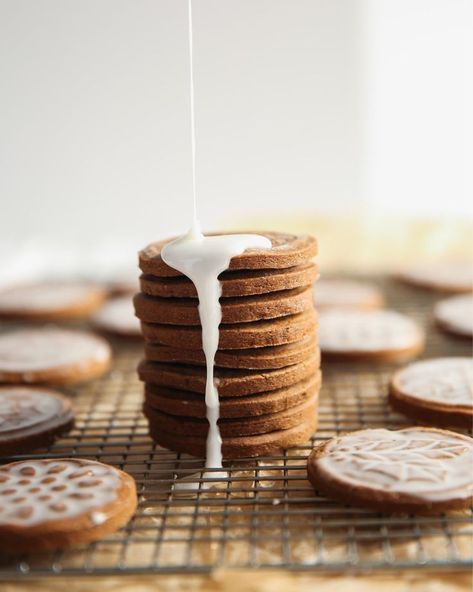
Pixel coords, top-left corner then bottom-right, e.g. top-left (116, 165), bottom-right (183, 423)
top-left (0, 276), bottom-right (471, 577)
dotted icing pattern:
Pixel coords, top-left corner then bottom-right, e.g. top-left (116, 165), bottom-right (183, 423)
top-left (0, 460), bottom-right (120, 526)
top-left (317, 429), bottom-right (473, 501)
top-left (318, 310), bottom-right (422, 352)
top-left (0, 390), bottom-right (62, 434)
top-left (395, 358), bottom-right (473, 407)
top-left (435, 295), bottom-right (473, 336)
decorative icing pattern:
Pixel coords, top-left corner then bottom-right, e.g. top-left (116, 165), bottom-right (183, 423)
top-left (314, 279), bottom-right (383, 309)
top-left (318, 310), bottom-right (423, 352)
top-left (400, 263), bottom-right (473, 291)
top-left (0, 388), bottom-right (64, 434)
top-left (434, 295), bottom-right (473, 337)
top-left (93, 297), bottom-right (140, 335)
top-left (316, 428), bottom-right (473, 501)
top-left (0, 283), bottom-right (100, 312)
top-left (0, 328), bottom-right (110, 372)
top-left (394, 357), bottom-right (473, 407)
top-left (0, 459), bottom-right (120, 526)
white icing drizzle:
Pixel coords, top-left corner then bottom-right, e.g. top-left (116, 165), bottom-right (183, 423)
top-left (0, 283), bottom-right (101, 312)
top-left (316, 428), bottom-right (473, 501)
top-left (318, 309), bottom-right (423, 352)
top-left (0, 388), bottom-right (63, 434)
top-left (314, 279), bottom-right (383, 309)
top-left (434, 294), bottom-right (473, 337)
top-left (0, 460), bottom-right (121, 526)
top-left (395, 357), bottom-right (473, 407)
top-left (0, 328), bottom-right (111, 372)
top-left (93, 296), bottom-right (141, 336)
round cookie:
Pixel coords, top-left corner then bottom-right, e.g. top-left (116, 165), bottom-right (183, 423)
top-left (0, 458), bottom-right (137, 553)
top-left (139, 231), bottom-right (317, 277)
top-left (307, 427), bottom-right (473, 513)
top-left (0, 387), bottom-right (75, 454)
top-left (92, 296), bottom-right (141, 339)
top-left (0, 328), bottom-right (112, 386)
top-left (144, 336), bottom-right (318, 370)
top-left (145, 372), bottom-right (321, 419)
top-left (134, 286), bottom-right (314, 326)
top-left (140, 263), bottom-right (317, 299)
top-left (434, 294), bottom-right (473, 338)
top-left (314, 279), bottom-right (384, 310)
top-left (144, 393), bottom-right (317, 438)
top-left (318, 309), bottom-right (424, 361)
top-left (140, 310), bottom-right (317, 350)
top-left (0, 282), bottom-right (106, 321)
top-left (389, 357), bottom-right (473, 428)
top-left (138, 352), bottom-right (320, 397)
top-left (149, 413), bottom-right (317, 459)
top-left (397, 262), bottom-right (473, 294)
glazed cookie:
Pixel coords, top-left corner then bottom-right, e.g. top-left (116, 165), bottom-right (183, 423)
top-left (314, 279), bottom-right (384, 310)
top-left (307, 427), bottom-right (473, 513)
top-left (389, 358), bottom-right (473, 428)
top-left (0, 458), bottom-right (137, 553)
top-left (397, 262), bottom-right (473, 294)
top-left (139, 231), bottom-right (317, 277)
top-left (318, 309), bottom-right (424, 361)
top-left (145, 372), bottom-right (321, 419)
top-left (140, 263), bottom-right (317, 299)
top-left (434, 294), bottom-right (473, 338)
top-left (138, 352), bottom-right (320, 397)
top-left (149, 413), bottom-right (317, 459)
top-left (134, 286), bottom-right (314, 325)
top-left (144, 336), bottom-right (318, 370)
top-left (92, 296), bottom-right (141, 339)
top-left (0, 387), bottom-right (75, 455)
top-left (140, 310), bottom-right (317, 350)
top-left (0, 328), bottom-right (112, 386)
top-left (0, 282), bottom-right (106, 321)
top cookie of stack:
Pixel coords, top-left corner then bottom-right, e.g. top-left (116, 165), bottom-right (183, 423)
top-left (134, 231), bottom-right (320, 458)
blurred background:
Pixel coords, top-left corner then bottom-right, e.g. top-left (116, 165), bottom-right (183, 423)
top-left (0, 0), bottom-right (471, 283)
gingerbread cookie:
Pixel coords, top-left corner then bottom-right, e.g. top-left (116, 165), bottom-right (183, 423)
top-left (144, 336), bottom-right (318, 370)
top-left (0, 458), bottom-right (137, 553)
top-left (0, 282), bottom-right (106, 321)
top-left (134, 286), bottom-right (313, 326)
top-left (139, 231), bottom-right (317, 277)
top-left (308, 427), bottom-right (473, 513)
top-left (140, 310), bottom-right (317, 350)
top-left (149, 414), bottom-right (317, 459)
top-left (0, 328), bottom-right (112, 386)
top-left (397, 262), bottom-right (473, 294)
top-left (140, 263), bottom-right (317, 299)
top-left (389, 358), bottom-right (473, 428)
top-left (314, 279), bottom-right (384, 310)
top-left (145, 372), bottom-right (321, 419)
top-left (92, 296), bottom-right (141, 339)
top-left (318, 309), bottom-right (424, 361)
top-left (138, 352), bottom-right (320, 397)
top-left (434, 294), bottom-right (473, 338)
top-left (0, 387), bottom-right (75, 454)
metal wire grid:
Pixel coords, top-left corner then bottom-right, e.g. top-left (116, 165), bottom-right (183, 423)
top-left (0, 277), bottom-right (471, 576)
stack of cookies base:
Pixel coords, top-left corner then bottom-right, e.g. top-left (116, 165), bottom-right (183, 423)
top-left (135, 231), bottom-right (320, 459)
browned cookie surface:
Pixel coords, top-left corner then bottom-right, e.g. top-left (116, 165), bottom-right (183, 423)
top-left (0, 458), bottom-right (137, 553)
top-left (140, 263), bottom-right (317, 298)
top-left (145, 372), bottom-right (321, 419)
top-left (140, 310), bottom-right (317, 350)
top-left (134, 286), bottom-right (314, 325)
top-left (0, 386), bottom-right (75, 455)
top-left (144, 336), bottom-right (318, 370)
top-left (138, 352), bottom-right (320, 397)
top-left (307, 427), bottom-right (473, 514)
top-left (139, 231), bottom-right (317, 277)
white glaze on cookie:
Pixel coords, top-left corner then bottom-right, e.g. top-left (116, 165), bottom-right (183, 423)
top-left (316, 428), bottom-right (473, 502)
top-left (314, 279), bottom-right (383, 310)
top-left (92, 296), bottom-right (140, 336)
top-left (393, 358), bottom-right (473, 407)
top-left (0, 328), bottom-right (111, 372)
top-left (0, 388), bottom-right (64, 433)
top-left (399, 263), bottom-right (473, 292)
top-left (0, 459), bottom-right (121, 526)
top-left (434, 294), bottom-right (473, 337)
top-left (0, 283), bottom-right (102, 313)
top-left (318, 310), bottom-right (423, 353)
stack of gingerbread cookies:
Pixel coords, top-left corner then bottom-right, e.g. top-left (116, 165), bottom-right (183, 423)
top-left (134, 231), bottom-right (320, 458)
